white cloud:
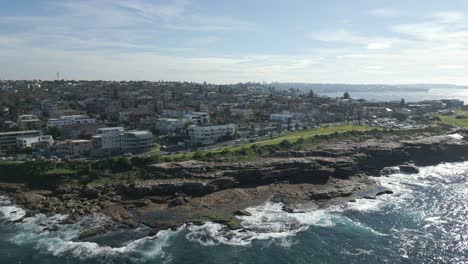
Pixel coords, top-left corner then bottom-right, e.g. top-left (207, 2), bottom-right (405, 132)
top-left (367, 41), bottom-right (392, 50)
top-left (433, 11), bottom-right (465, 23)
top-left (307, 30), bottom-right (396, 50)
top-left (369, 8), bottom-right (400, 17)
top-left (307, 29), bottom-right (367, 44)
top-left (438, 65), bottom-right (465, 70)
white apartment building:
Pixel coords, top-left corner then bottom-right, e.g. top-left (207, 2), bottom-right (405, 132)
top-left (92, 127), bottom-right (124, 150)
top-left (187, 124), bottom-right (236, 145)
top-left (185, 112), bottom-right (209, 125)
top-left (47, 115), bottom-right (96, 128)
top-left (16, 135), bottom-right (54, 149)
top-left (0, 130), bottom-right (41, 151)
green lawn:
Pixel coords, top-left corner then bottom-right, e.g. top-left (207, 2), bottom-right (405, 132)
top-left (439, 110), bottom-right (468, 128)
top-left (164, 125), bottom-right (374, 161)
top-left (0, 160), bottom-right (23, 165)
top-left (43, 168), bottom-right (78, 176)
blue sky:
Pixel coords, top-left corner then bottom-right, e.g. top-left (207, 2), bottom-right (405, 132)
top-left (1, 0), bottom-right (468, 84)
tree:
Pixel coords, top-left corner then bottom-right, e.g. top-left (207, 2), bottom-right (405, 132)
top-left (400, 98), bottom-right (406, 107)
top-left (308, 90), bottom-right (315, 98)
top-left (46, 126), bottom-right (62, 140)
top-left (343, 92), bottom-right (350, 99)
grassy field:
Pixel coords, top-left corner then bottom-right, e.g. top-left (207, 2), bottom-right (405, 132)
top-left (439, 110), bottom-right (468, 128)
top-left (0, 160), bottom-right (23, 165)
top-left (163, 125), bottom-right (374, 161)
top-left (43, 168), bottom-right (78, 176)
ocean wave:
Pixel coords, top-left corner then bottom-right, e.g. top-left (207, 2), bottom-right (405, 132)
top-left (186, 202), bottom-right (338, 246)
top-left (0, 195), bottom-right (180, 262)
top-left (0, 195), bottom-right (26, 222)
top-left (186, 162), bottom-right (468, 247)
top-left (185, 200), bottom-right (393, 246)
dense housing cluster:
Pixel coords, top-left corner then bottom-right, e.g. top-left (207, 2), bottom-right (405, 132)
top-left (0, 80), bottom-right (464, 160)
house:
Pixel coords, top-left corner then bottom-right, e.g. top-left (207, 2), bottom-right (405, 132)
top-left (270, 113), bottom-right (293, 123)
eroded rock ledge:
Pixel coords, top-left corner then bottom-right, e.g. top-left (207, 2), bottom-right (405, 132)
top-left (1, 131), bottom-right (467, 239)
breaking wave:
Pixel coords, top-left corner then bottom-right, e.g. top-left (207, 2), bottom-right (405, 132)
top-left (0, 195), bottom-right (179, 262)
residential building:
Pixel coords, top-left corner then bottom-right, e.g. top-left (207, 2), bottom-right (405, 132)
top-left (54, 139), bottom-right (93, 158)
top-left (155, 118), bottom-right (186, 136)
top-left (47, 115), bottom-right (96, 128)
top-left (270, 113), bottom-right (293, 123)
top-left (187, 124), bottom-right (236, 145)
top-left (0, 130), bottom-right (41, 151)
top-left (121, 130), bottom-right (154, 153)
top-left (92, 127), bottom-right (124, 150)
top-left (185, 112), bottom-right (210, 125)
top-left (17, 135), bottom-right (54, 149)
top-left (161, 107), bottom-right (195, 118)
top-left (17, 115), bottom-right (41, 130)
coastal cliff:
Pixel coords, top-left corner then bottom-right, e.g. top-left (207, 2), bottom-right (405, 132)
top-left (1, 129), bottom-right (467, 239)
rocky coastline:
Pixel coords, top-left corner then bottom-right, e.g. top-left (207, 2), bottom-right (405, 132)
top-left (1, 129), bottom-right (468, 240)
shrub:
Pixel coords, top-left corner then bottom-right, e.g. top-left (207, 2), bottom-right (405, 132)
top-left (193, 151), bottom-right (204, 160)
top-left (279, 139), bottom-right (293, 149)
top-left (296, 137), bottom-right (305, 144)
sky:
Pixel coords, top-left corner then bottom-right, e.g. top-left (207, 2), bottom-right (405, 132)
top-left (1, 0), bottom-right (468, 84)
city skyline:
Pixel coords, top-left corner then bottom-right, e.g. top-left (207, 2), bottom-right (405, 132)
top-left (1, 0), bottom-right (468, 85)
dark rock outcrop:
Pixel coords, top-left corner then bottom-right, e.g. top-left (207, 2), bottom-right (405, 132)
top-left (1, 131), bottom-right (467, 240)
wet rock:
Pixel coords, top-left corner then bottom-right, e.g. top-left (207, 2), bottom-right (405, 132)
top-left (399, 164), bottom-right (420, 174)
top-left (380, 166), bottom-right (400, 176)
top-left (147, 229), bottom-right (159, 237)
top-left (170, 196), bottom-right (186, 206)
top-left (78, 226), bottom-right (108, 240)
top-left (133, 199), bottom-right (152, 207)
top-left (82, 187), bottom-right (100, 199)
top-left (376, 189), bottom-right (394, 196)
top-left (234, 209), bottom-right (252, 216)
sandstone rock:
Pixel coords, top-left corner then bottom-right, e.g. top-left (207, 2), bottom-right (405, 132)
top-left (82, 187), bottom-right (100, 199)
top-left (17, 192), bottom-right (45, 205)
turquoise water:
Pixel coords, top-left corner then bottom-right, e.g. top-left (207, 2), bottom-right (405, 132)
top-left (0, 162), bottom-right (467, 264)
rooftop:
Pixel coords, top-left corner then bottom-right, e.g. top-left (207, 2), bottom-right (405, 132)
top-left (0, 130), bottom-right (40, 136)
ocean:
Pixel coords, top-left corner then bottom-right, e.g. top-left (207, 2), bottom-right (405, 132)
top-left (319, 88), bottom-right (468, 104)
top-left (0, 161), bottom-right (467, 264)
